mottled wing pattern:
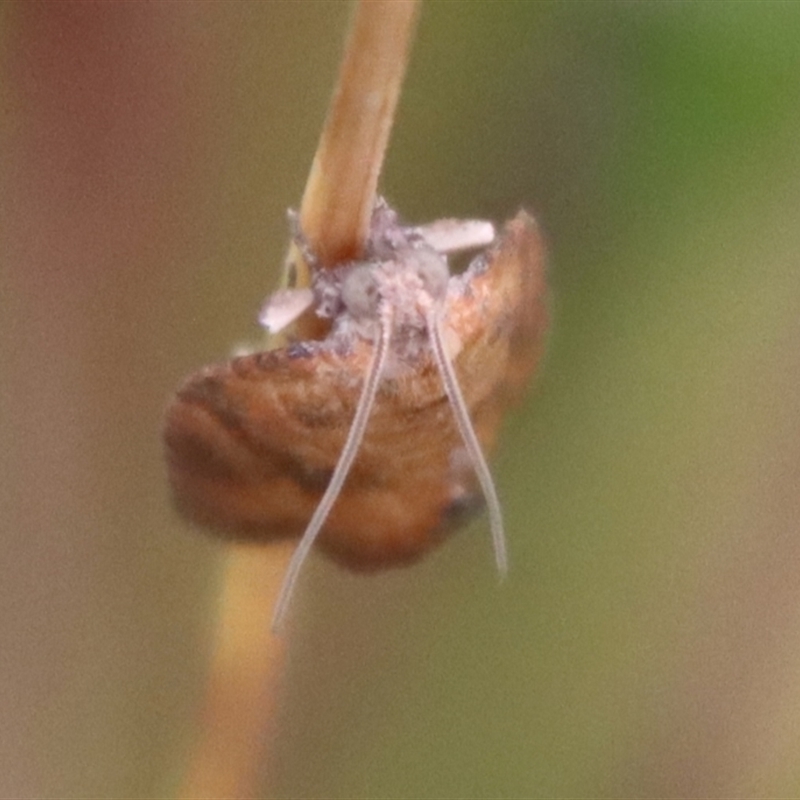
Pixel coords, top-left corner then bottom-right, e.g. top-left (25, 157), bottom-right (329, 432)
top-left (445, 211), bottom-right (548, 453)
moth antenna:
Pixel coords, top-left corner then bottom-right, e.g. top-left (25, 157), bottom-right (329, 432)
top-left (271, 308), bottom-right (394, 631)
top-left (428, 310), bottom-right (508, 577)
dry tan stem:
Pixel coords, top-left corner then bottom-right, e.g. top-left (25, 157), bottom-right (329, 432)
top-left (177, 542), bottom-right (293, 799)
top-left (299, 0), bottom-right (419, 267)
top-left (178, 2), bottom-right (419, 797)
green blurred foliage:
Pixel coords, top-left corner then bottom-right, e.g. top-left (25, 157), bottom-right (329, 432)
top-left (3, 2), bottom-right (800, 798)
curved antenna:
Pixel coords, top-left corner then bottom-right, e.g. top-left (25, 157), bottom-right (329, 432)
top-left (271, 308), bottom-right (394, 632)
top-left (428, 310), bottom-right (508, 576)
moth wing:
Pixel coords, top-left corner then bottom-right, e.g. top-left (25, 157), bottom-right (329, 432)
top-left (446, 210), bottom-right (549, 452)
top-left (163, 343), bottom-right (370, 543)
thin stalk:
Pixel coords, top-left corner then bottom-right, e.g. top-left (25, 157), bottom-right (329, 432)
top-left (299, 0), bottom-right (419, 267)
top-left (177, 543), bottom-right (293, 799)
top-left (178, 2), bottom-right (419, 796)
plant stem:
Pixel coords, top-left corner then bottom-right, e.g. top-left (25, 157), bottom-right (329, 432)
top-left (178, 2), bottom-right (419, 796)
top-left (177, 543), bottom-right (293, 799)
top-left (299, 0), bottom-right (419, 267)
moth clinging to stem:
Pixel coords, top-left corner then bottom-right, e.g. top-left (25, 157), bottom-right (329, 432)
top-left (162, 1), bottom-right (548, 630)
top-left (163, 199), bottom-right (548, 626)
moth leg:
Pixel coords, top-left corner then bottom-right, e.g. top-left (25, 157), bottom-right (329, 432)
top-left (258, 288), bottom-right (315, 334)
top-left (417, 219), bottom-right (495, 255)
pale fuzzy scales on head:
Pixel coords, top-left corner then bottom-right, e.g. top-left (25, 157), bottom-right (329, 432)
top-left (309, 199), bottom-right (467, 367)
top-left (265, 198), bottom-right (495, 350)
top-left (322, 246), bottom-right (450, 370)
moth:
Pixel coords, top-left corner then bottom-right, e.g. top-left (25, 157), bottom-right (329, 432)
top-left (163, 201), bottom-right (548, 625)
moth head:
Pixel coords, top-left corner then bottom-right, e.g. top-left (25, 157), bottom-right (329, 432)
top-left (341, 263), bottom-right (381, 320)
top-left (339, 246), bottom-right (450, 337)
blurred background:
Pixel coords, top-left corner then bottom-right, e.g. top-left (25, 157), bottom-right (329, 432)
top-left (3, 2), bottom-right (800, 797)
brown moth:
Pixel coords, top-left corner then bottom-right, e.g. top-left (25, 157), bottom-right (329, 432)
top-left (163, 201), bottom-right (548, 625)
